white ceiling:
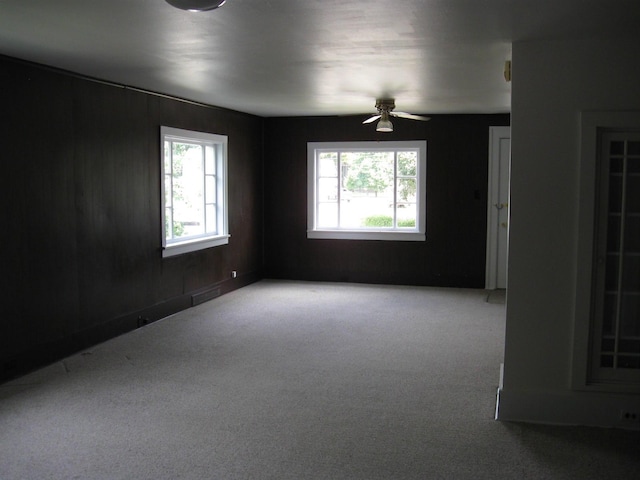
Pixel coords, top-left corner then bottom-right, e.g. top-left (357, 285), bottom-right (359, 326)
top-left (1, 0), bottom-right (638, 117)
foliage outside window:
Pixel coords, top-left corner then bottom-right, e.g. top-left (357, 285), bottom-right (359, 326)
top-left (161, 126), bottom-right (228, 257)
top-left (307, 141), bottom-right (426, 241)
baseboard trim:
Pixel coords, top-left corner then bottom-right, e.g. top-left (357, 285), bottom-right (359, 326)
top-left (495, 387), bottom-right (640, 430)
top-left (1, 272), bottom-right (261, 383)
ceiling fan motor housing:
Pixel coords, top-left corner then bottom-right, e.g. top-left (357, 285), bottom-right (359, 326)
top-left (375, 99), bottom-right (395, 113)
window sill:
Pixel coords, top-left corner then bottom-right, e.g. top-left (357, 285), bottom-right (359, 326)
top-left (307, 230), bottom-right (425, 241)
top-left (162, 235), bottom-right (230, 257)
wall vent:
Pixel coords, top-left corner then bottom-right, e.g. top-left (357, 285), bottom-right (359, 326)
top-left (191, 287), bottom-right (221, 306)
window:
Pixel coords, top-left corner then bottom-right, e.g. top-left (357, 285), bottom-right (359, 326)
top-left (161, 126), bottom-right (228, 257)
top-left (307, 141), bottom-right (426, 241)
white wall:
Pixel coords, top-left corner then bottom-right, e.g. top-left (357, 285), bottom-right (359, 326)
top-left (497, 38), bottom-right (640, 428)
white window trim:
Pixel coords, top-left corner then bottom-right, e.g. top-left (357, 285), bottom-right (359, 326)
top-left (161, 126), bottom-right (229, 258)
top-left (307, 141), bottom-right (427, 241)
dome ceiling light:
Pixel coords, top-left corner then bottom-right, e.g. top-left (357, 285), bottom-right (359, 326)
top-left (376, 111), bottom-right (393, 132)
top-left (165, 0), bottom-right (227, 12)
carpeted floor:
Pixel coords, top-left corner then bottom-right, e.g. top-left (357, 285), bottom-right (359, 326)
top-left (0, 280), bottom-right (638, 479)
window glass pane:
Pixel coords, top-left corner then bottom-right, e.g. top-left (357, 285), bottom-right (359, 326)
top-left (605, 254), bottom-right (619, 290)
top-left (600, 355), bottom-right (614, 367)
top-left (339, 193), bottom-right (394, 229)
top-left (610, 141), bottom-right (625, 155)
top-left (397, 151), bottom-right (417, 176)
top-left (181, 220), bottom-right (204, 237)
top-left (342, 152), bottom-right (394, 194)
top-left (362, 213), bottom-right (393, 227)
top-left (618, 356), bottom-right (640, 369)
top-left (618, 338), bottom-right (640, 354)
top-left (205, 145), bottom-right (215, 175)
top-left (318, 153), bottom-right (338, 177)
top-left (602, 293), bottom-right (616, 336)
top-left (621, 254), bottom-right (640, 291)
top-left (397, 204), bottom-right (417, 228)
top-left (628, 141), bottom-right (640, 156)
top-left (608, 176), bottom-right (623, 213)
top-left (606, 216), bottom-right (620, 252)
top-left (626, 176), bottom-right (640, 211)
top-left (172, 143), bottom-right (204, 239)
top-left (205, 204), bottom-right (217, 234)
top-left (205, 175), bottom-right (215, 202)
top-left (165, 208), bottom-right (174, 239)
top-left (164, 141), bottom-right (172, 174)
top-left (620, 293), bottom-right (640, 337)
top-left (318, 178), bottom-right (338, 202)
top-left (164, 175), bottom-right (173, 207)
top-left (317, 203), bottom-right (338, 228)
top-left (609, 157), bottom-right (623, 173)
top-left (398, 178), bottom-right (417, 204)
top-left (624, 216), bottom-right (640, 251)
top-left (339, 200), bottom-right (367, 228)
top-left (601, 337), bottom-right (615, 352)
top-left (341, 151), bottom-right (394, 229)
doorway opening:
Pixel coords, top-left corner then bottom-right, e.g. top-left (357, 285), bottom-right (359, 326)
top-left (486, 126), bottom-right (511, 291)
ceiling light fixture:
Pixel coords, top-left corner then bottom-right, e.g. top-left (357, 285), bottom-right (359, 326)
top-left (165, 0), bottom-right (227, 12)
top-left (363, 99), bottom-right (428, 132)
top-left (376, 111), bottom-right (393, 132)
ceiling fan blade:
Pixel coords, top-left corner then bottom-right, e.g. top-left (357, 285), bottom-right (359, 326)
top-left (392, 112), bottom-right (431, 121)
top-left (362, 114), bottom-right (381, 124)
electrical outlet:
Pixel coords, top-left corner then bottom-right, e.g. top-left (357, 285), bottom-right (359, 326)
top-left (231, 270), bottom-right (237, 278)
top-left (137, 316), bottom-right (149, 328)
top-left (619, 410), bottom-right (639, 423)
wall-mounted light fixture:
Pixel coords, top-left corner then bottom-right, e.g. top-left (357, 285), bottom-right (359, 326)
top-left (165, 0), bottom-right (227, 12)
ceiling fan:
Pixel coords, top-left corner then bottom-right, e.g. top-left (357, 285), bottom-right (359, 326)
top-left (165, 0), bottom-right (227, 11)
top-left (363, 99), bottom-right (430, 132)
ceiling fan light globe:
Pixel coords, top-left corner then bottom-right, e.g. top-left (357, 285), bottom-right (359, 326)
top-left (376, 119), bottom-right (393, 132)
top-left (165, 0), bottom-right (227, 11)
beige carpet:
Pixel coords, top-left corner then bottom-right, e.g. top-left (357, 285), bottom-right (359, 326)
top-left (0, 280), bottom-right (638, 479)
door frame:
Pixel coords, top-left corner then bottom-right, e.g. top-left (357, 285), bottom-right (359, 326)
top-left (485, 126), bottom-right (511, 290)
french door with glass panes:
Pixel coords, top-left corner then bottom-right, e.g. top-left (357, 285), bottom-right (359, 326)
top-left (591, 131), bottom-right (640, 384)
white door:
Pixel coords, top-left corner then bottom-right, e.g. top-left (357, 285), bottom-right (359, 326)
top-left (486, 126), bottom-right (511, 289)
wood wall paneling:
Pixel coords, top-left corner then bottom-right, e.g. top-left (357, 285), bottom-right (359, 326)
top-left (0, 55), bottom-right (507, 381)
top-left (0, 57), bottom-right (264, 381)
top-left (263, 114), bottom-right (510, 287)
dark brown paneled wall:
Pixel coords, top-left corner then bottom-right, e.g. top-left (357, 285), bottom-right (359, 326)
top-left (0, 54), bottom-right (508, 380)
top-left (0, 58), bottom-right (264, 380)
top-left (263, 114), bottom-right (510, 287)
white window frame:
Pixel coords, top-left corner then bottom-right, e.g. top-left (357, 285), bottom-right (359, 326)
top-left (160, 126), bottom-right (229, 258)
top-left (307, 141), bottom-right (427, 241)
